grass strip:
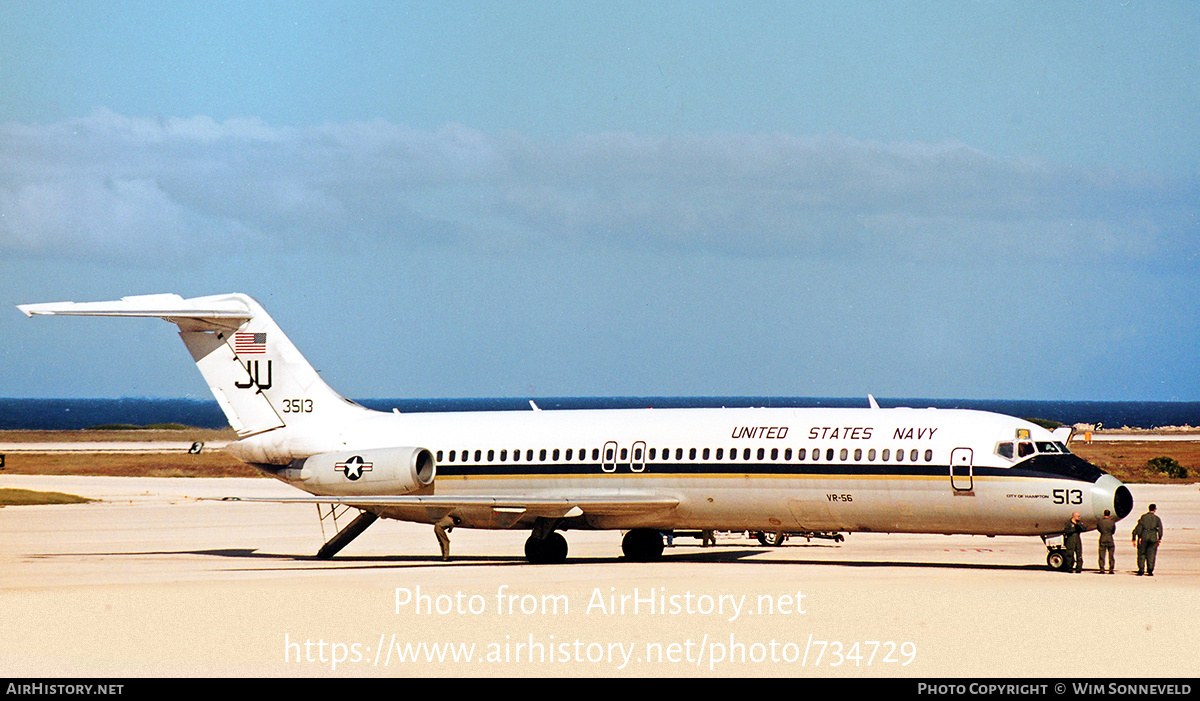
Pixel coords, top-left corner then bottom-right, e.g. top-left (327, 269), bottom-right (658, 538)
top-left (0, 487), bottom-right (93, 506)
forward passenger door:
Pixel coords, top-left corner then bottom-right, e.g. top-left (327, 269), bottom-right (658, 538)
top-left (950, 448), bottom-right (973, 491)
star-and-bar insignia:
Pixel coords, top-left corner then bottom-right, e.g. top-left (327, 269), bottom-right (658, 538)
top-left (335, 455), bottom-right (373, 481)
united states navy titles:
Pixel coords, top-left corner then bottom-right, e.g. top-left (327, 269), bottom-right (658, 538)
top-left (728, 425), bottom-right (941, 441)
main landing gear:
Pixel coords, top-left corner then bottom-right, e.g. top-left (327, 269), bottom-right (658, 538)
top-left (621, 528), bottom-right (665, 561)
top-left (524, 527), bottom-right (667, 564)
top-left (524, 517), bottom-right (569, 564)
top-left (524, 531), bottom-right (568, 564)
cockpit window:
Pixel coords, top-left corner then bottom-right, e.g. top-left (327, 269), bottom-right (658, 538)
top-left (998, 436), bottom-right (1084, 465)
top-left (997, 438), bottom-right (1076, 462)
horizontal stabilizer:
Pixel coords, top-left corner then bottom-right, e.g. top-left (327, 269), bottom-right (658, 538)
top-left (18, 294), bottom-right (252, 331)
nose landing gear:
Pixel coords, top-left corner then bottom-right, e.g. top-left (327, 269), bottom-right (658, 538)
top-left (1046, 547), bottom-right (1071, 572)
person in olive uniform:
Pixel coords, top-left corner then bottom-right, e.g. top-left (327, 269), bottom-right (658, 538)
top-left (1063, 511), bottom-right (1084, 573)
top-left (1132, 503), bottom-right (1163, 576)
top-left (434, 514), bottom-right (462, 561)
top-left (1096, 509), bottom-right (1116, 574)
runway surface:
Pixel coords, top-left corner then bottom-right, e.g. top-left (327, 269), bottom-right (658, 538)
top-left (2, 474), bottom-right (1197, 677)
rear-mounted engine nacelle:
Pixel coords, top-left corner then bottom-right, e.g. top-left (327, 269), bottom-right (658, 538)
top-left (285, 447), bottom-right (435, 495)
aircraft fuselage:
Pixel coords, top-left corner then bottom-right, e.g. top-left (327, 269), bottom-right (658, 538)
top-left (232, 404), bottom-right (1130, 537)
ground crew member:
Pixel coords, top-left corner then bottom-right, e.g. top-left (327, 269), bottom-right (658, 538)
top-left (434, 514), bottom-right (462, 561)
top-left (701, 529), bottom-right (715, 547)
top-left (1063, 511), bottom-right (1084, 573)
top-left (1132, 503), bottom-right (1163, 576)
top-left (1097, 509), bottom-right (1116, 574)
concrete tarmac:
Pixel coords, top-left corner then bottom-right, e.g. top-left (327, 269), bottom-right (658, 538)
top-left (1, 474), bottom-right (1197, 678)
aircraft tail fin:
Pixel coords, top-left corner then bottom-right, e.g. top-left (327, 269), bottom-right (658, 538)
top-left (19, 293), bottom-right (369, 437)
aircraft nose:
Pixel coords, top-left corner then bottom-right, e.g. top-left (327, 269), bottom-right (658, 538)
top-left (1092, 473), bottom-right (1134, 521)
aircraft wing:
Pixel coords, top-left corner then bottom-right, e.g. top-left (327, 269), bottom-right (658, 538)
top-left (216, 493), bottom-right (680, 520)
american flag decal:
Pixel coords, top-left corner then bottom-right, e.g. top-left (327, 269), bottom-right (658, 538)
top-left (234, 332), bottom-right (267, 354)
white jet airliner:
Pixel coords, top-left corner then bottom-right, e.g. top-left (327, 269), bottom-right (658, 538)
top-left (19, 293), bottom-right (1132, 569)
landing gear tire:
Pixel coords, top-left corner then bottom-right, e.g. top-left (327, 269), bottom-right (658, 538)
top-left (621, 528), bottom-right (665, 561)
top-left (524, 531), bottom-right (568, 564)
top-left (1046, 548), bottom-right (1071, 572)
top-left (755, 531), bottom-right (786, 546)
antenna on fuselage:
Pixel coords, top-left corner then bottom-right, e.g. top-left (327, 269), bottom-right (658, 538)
top-left (868, 394), bottom-right (880, 409)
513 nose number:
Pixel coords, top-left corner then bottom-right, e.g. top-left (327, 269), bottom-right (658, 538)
top-left (1052, 488), bottom-right (1082, 505)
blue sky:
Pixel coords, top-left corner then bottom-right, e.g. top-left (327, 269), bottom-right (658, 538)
top-left (2, 1), bottom-right (1198, 402)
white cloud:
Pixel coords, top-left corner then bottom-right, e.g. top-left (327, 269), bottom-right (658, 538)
top-left (0, 109), bottom-right (1193, 267)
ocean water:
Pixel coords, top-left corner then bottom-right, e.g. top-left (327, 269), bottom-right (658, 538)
top-left (1, 397), bottom-right (1198, 431)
